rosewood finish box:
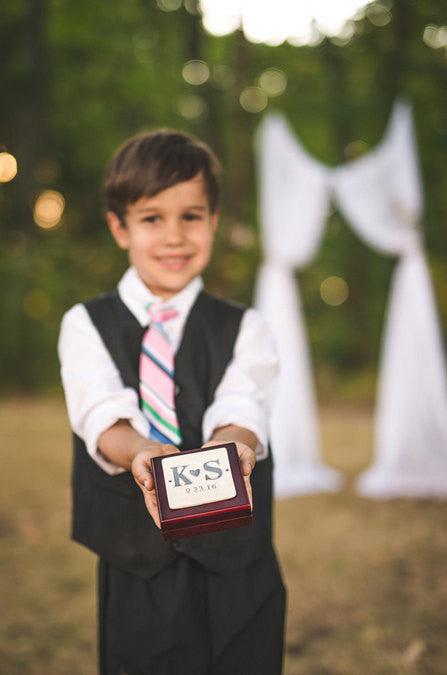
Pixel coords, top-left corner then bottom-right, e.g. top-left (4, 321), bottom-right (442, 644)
top-left (151, 442), bottom-right (253, 541)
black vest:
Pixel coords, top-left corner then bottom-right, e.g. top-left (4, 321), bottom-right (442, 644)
top-left (71, 290), bottom-right (274, 579)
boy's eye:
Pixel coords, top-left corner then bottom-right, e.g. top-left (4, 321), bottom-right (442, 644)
top-left (183, 212), bottom-right (202, 221)
top-left (142, 215), bottom-right (159, 224)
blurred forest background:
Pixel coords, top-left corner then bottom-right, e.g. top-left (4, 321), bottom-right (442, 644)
top-left (2, 4), bottom-right (447, 673)
top-left (1, 0), bottom-right (447, 399)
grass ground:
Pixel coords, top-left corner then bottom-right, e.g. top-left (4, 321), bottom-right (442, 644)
top-left (1, 397), bottom-right (446, 674)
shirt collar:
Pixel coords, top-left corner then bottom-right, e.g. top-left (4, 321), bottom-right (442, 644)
top-left (117, 266), bottom-right (203, 327)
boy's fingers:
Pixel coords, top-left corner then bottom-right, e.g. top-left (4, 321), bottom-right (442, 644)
top-left (132, 458), bottom-right (161, 528)
top-left (132, 447), bottom-right (181, 529)
top-left (132, 454), bottom-right (154, 491)
top-left (141, 488), bottom-right (161, 529)
top-left (238, 445), bottom-right (256, 476)
top-left (203, 440), bottom-right (256, 476)
top-left (243, 475), bottom-right (253, 510)
top-left (132, 444), bottom-right (179, 487)
top-left (234, 444), bottom-right (255, 509)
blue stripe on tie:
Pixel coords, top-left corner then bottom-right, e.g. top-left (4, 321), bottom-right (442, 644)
top-left (141, 343), bottom-right (174, 378)
top-left (149, 424), bottom-right (176, 445)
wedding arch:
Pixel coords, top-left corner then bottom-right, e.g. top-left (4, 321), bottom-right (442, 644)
top-left (254, 101), bottom-right (447, 499)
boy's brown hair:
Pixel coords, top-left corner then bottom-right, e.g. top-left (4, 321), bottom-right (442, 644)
top-left (102, 129), bottom-right (221, 220)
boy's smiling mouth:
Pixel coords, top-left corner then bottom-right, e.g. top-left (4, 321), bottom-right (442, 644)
top-left (157, 254), bottom-right (191, 269)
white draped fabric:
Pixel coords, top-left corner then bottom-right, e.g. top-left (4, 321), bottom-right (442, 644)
top-left (254, 114), bottom-right (344, 496)
top-left (254, 102), bottom-right (447, 499)
top-left (332, 101), bottom-right (447, 497)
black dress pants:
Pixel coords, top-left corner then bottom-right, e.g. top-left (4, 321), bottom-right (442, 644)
top-left (98, 550), bottom-right (286, 675)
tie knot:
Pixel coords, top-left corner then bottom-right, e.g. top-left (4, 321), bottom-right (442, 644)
top-left (147, 303), bottom-right (178, 324)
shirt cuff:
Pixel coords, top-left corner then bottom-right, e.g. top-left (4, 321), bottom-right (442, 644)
top-left (202, 408), bottom-right (269, 461)
top-left (84, 407), bottom-right (149, 475)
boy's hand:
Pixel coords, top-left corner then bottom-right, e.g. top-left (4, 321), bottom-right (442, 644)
top-left (131, 444), bottom-right (180, 528)
top-left (201, 438), bottom-right (256, 509)
top-left (98, 420), bottom-right (180, 528)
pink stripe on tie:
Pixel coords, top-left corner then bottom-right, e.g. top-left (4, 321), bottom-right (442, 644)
top-left (143, 327), bottom-right (174, 372)
top-left (140, 355), bottom-right (175, 406)
top-left (150, 308), bottom-right (179, 323)
top-left (139, 382), bottom-right (178, 426)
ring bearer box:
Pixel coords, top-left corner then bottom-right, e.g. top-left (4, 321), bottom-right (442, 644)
top-left (151, 442), bottom-right (253, 541)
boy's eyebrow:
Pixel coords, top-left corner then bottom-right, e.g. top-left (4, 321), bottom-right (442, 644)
top-left (134, 204), bottom-right (208, 213)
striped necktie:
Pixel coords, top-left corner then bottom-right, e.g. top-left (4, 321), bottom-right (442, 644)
top-left (139, 303), bottom-right (182, 446)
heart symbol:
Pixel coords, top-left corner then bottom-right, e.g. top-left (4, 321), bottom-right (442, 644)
top-left (190, 469), bottom-right (200, 478)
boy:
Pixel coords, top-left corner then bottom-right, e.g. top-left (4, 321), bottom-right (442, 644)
top-left (58, 129), bottom-right (285, 675)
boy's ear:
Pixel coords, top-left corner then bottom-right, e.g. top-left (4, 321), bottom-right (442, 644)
top-left (211, 210), bottom-right (219, 233)
top-left (107, 211), bottom-right (129, 250)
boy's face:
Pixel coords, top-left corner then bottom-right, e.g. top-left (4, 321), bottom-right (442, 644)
top-left (107, 173), bottom-right (218, 300)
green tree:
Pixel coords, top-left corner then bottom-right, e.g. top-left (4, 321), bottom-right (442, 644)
top-left (1, 0), bottom-right (446, 394)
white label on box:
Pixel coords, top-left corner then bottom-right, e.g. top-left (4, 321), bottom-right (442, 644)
top-left (161, 446), bottom-right (236, 510)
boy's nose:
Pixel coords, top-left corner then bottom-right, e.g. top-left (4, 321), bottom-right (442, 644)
top-left (164, 219), bottom-right (185, 243)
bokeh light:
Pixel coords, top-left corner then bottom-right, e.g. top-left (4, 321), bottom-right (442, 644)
top-left (177, 94), bottom-right (208, 120)
top-left (200, 0), bottom-right (369, 46)
top-left (23, 288), bottom-right (51, 320)
top-left (0, 152), bottom-right (18, 182)
top-left (182, 60), bottom-right (210, 86)
top-left (423, 25), bottom-right (447, 49)
top-left (258, 68), bottom-right (287, 97)
top-left (239, 87), bottom-right (268, 113)
top-left (320, 276), bottom-right (349, 306)
top-left (156, 0), bottom-right (182, 11)
top-left (366, 3), bottom-right (391, 27)
top-left (184, 0), bottom-right (199, 15)
top-left (33, 190), bottom-right (65, 229)
top-left (200, 0), bottom-right (241, 36)
top-left (329, 20), bottom-right (356, 46)
top-left (229, 223), bottom-right (256, 249)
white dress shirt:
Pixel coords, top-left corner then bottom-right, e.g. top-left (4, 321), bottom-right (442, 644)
top-left (58, 267), bottom-right (278, 474)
